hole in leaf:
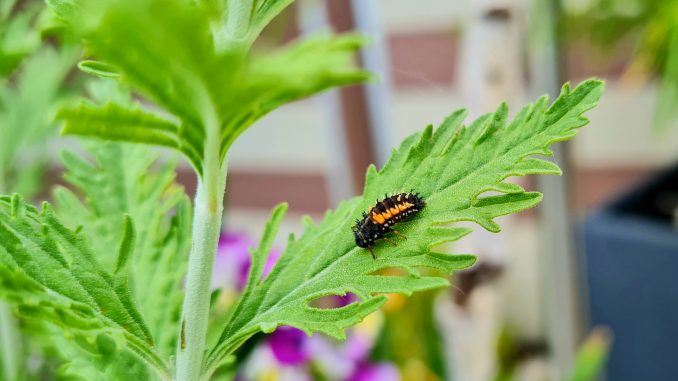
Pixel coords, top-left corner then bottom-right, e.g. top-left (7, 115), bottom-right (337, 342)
top-left (308, 292), bottom-right (361, 309)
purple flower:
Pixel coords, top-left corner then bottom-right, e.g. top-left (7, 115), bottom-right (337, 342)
top-left (332, 292), bottom-right (360, 308)
top-left (347, 362), bottom-right (400, 381)
top-left (212, 232), bottom-right (253, 290)
top-left (340, 333), bottom-right (372, 362)
top-left (212, 232), bottom-right (283, 291)
top-left (262, 247), bottom-right (282, 279)
top-left (267, 326), bottom-right (310, 365)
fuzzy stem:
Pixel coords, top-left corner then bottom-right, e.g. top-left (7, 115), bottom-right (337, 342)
top-left (0, 303), bottom-right (22, 381)
top-left (0, 164), bottom-right (22, 381)
top-left (175, 101), bottom-right (225, 381)
top-left (0, 165), bottom-right (6, 196)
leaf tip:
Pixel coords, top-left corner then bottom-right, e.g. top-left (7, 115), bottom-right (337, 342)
top-left (40, 201), bottom-right (54, 216)
top-left (462, 255), bottom-right (478, 269)
top-left (497, 101), bottom-right (509, 116)
top-left (115, 214), bottom-right (136, 275)
top-left (78, 60), bottom-right (121, 78)
top-left (364, 164), bottom-right (378, 184)
top-left (10, 194), bottom-right (25, 219)
top-left (270, 202), bottom-right (289, 223)
top-left (260, 322), bottom-right (277, 333)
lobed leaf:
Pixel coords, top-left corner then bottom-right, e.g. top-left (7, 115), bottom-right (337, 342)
top-left (0, 5), bottom-right (41, 77)
top-left (204, 79), bottom-right (605, 376)
top-left (56, 102), bottom-right (204, 170)
top-left (247, 0), bottom-right (295, 45)
top-left (55, 140), bottom-right (192, 362)
top-left (218, 34), bottom-right (371, 157)
top-left (45, 81), bottom-right (192, 376)
top-left (0, 195), bottom-right (170, 379)
top-left (0, 46), bottom-right (76, 197)
top-left (50, 0), bottom-right (368, 176)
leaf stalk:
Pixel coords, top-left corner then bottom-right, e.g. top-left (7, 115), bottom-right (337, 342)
top-left (175, 100), bottom-right (226, 381)
top-left (0, 303), bottom-right (22, 381)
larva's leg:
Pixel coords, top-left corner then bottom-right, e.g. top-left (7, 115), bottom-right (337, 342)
top-left (382, 237), bottom-right (398, 246)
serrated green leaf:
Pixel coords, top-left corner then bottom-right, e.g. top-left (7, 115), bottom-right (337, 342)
top-left (245, 0), bottom-right (295, 46)
top-left (0, 7), bottom-right (41, 77)
top-left (51, 0), bottom-right (368, 176)
top-left (204, 79), bottom-right (604, 375)
top-left (56, 102), bottom-right (204, 170)
top-left (55, 344), bottom-right (155, 381)
top-left (55, 82), bottom-right (192, 365)
top-left (57, 102), bottom-right (181, 146)
top-left (512, 157), bottom-right (562, 176)
top-left (0, 195), bottom-right (170, 379)
top-left (0, 45), bottom-right (76, 197)
top-left (218, 34), bottom-right (371, 157)
top-left (55, 142), bottom-right (191, 361)
top-left (247, 203), bottom-right (288, 289)
top-left (184, 0), bottom-right (295, 51)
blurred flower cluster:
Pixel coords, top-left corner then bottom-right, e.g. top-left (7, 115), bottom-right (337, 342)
top-left (212, 232), bottom-right (401, 381)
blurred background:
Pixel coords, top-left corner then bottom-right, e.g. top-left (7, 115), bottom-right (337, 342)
top-left (2, 0), bottom-right (678, 380)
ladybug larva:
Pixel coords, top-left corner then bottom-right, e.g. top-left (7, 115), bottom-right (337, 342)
top-left (352, 191), bottom-right (426, 258)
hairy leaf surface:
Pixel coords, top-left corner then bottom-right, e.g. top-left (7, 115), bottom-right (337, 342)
top-left (55, 81), bottom-right (192, 363)
top-left (205, 79), bottom-right (604, 374)
top-left (0, 196), bottom-right (170, 379)
top-left (55, 142), bottom-right (192, 360)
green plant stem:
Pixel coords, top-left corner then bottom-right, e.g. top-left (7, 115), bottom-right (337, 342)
top-left (0, 303), bottom-right (22, 381)
top-left (0, 167), bottom-right (21, 381)
top-left (175, 102), bottom-right (226, 381)
top-left (0, 166), bottom-right (6, 196)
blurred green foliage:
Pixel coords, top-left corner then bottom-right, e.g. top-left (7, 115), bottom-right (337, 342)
top-left (372, 289), bottom-right (448, 381)
top-left (0, 80), bottom-right (193, 380)
top-left (0, 47), bottom-right (76, 197)
top-left (563, 0), bottom-right (678, 130)
top-left (493, 326), bottom-right (611, 381)
top-left (0, 0), bottom-right (76, 197)
top-left (0, 1), bottom-right (77, 380)
top-left (564, 328), bottom-right (612, 381)
top-left (0, 0), bottom-right (38, 77)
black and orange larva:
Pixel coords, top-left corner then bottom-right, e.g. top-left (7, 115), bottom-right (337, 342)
top-left (352, 191), bottom-right (426, 258)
